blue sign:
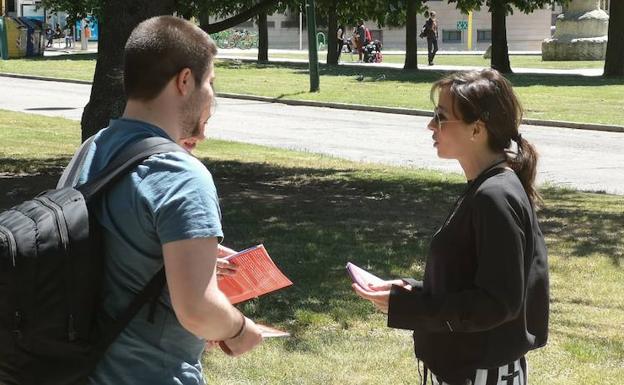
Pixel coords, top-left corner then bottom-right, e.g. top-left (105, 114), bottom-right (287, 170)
top-left (75, 16), bottom-right (99, 41)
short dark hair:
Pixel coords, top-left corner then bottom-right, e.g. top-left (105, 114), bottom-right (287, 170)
top-left (123, 16), bottom-right (218, 101)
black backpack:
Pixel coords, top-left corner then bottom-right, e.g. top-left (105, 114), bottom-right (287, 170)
top-left (0, 136), bottom-right (182, 385)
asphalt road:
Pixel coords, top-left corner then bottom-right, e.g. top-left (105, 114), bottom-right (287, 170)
top-left (1, 75), bottom-right (623, 195)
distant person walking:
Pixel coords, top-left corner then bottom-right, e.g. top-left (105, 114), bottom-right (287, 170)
top-left (64, 25), bottom-right (73, 48)
top-left (422, 11), bottom-right (438, 66)
top-left (336, 25), bottom-right (346, 62)
top-left (355, 20), bottom-right (371, 62)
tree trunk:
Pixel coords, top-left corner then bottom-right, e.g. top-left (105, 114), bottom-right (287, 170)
top-left (326, 0), bottom-right (339, 65)
top-left (80, 0), bottom-right (175, 141)
top-left (490, 1), bottom-right (512, 74)
top-left (404, 0), bottom-right (418, 70)
top-left (257, 11), bottom-right (269, 62)
top-left (604, 0), bottom-right (624, 77)
top-left (198, 11), bottom-right (210, 32)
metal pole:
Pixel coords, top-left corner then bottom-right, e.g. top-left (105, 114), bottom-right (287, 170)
top-left (299, 11), bottom-right (302, 50)
top-left (305, 0), bottom-right (319, 92)
top-left (467, 11), bottom-right (473, 50)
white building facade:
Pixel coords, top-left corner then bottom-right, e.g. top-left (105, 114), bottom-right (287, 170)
top-left (231, 3), bottom-right (554, 51)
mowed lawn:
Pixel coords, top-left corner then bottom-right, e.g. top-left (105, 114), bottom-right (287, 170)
top-left (1, 109), bottom-right (622, 384)
top-left (1, 54), bottom-right (623, 126)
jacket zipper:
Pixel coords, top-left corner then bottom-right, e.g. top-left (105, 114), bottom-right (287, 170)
top-left (34, 196), bottom-right (77, 341)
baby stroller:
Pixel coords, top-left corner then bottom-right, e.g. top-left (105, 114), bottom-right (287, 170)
top-left (363, 40), bottom-right (383, 63)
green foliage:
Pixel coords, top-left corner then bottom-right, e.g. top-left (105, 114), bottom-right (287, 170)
top-left (447, 0), bottom-right (570, 15)
top-left (39, 0), bottom-right (100, 26)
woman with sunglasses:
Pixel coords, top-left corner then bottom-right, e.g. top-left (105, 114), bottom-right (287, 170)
top-left (353, 69), bottom-right (549, 385)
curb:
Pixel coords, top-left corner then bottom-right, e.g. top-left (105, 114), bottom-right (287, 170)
top-left (217, 92), bottom-right (434, 118)
top-left (0, 72), bottom-right (92, 85)
top-left (2, 72), bottom-right (623, 133)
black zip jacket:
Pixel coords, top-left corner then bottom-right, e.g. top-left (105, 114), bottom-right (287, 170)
top-left (387, 167), bottom-right (549, 384)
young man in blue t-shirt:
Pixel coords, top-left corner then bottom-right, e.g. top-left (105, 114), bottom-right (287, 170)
top-left (77, 16), bottom-right (263, 385)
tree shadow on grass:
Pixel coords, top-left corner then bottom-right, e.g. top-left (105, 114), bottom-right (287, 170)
top-left (1, 156), bottom-right (622, 328)
top-left (539, 187), bottom-right (624, 266)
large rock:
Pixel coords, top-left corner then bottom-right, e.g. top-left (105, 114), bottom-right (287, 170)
top-left (542, 0), bottom-right (608, 61)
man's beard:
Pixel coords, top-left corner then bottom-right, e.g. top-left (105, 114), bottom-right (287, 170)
top-left (180, 90), bottom-right (206, 139)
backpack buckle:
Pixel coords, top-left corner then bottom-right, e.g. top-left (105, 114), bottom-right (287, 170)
top-left (12, 311), bottom-right (23, 340)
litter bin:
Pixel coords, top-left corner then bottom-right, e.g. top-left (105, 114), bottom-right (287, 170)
top-left (0, 17), bottom-right (45, 59)
top-left (0, 16), bottom-right (28, 59)
top-left (19, 17), bottom-right (44, 57)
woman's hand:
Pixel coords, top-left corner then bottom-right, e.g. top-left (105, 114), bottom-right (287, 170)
top-left (352, 284), bottom-right (390, 313)
top-left (352, 280), bottom-right (412, 314)
top-left (367, 279), bottom-right (412, 292)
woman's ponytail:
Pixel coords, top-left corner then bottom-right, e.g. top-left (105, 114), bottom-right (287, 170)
top-left (508, 135), bottom-right (542, 208)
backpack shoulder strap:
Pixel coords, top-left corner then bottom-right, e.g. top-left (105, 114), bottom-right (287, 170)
top-left (91, 268), bottom-right (166, 364)
top-left (57, 135), bottom-right (97, 189)
top-left (77, 136), bottom-right (184, 200)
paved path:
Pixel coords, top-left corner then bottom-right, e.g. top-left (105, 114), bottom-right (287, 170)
top-left (218, 54), bottom-right (604, 77)
top-left (1, 75), bottom-right (622, 195)
top-left (41, 47), bottom-right (603, 77)
top-left (216, 48), bottom-right (604, 77)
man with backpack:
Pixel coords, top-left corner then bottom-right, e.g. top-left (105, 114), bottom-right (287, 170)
top-left (0, 15), bottom-right (265, 385)
top-left (81, 16), bottom-right (265, 385)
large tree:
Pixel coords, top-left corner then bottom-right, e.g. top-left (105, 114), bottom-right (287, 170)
top-left (450, 0), bottom-right (567, 73)
top-left (604, 0), bottom-right (624, 77)
top-left (42, 0), bottom-right (280, 140)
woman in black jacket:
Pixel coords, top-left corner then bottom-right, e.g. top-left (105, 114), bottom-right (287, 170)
top-left (353, 69), bottom-right (549, 385)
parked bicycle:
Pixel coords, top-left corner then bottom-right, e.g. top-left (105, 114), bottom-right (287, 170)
top-left (211, 29), bottom-right (258, 49)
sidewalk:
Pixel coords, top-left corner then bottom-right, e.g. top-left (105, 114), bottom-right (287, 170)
top-left (216, 48), bottom-right (603, 77)
top-left (43, 41), bottom-right (99, 56)
top-left (42, 46), bottom-right (602, 77)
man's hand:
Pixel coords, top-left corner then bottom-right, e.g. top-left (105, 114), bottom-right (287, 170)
top-left (218, 317), bottom-right (264, 357)
top-left (216, 258), bottom-right (238, 277)
top-left (216, 245), bottom-right (239, 276)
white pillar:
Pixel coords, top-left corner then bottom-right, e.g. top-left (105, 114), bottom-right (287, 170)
top-left (80, 19), bottom-right (87, 50)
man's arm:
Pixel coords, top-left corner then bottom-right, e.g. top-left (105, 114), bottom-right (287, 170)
top-left (163, 237), bottom-right (263, 355)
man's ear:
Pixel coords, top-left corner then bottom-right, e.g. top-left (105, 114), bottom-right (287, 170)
top-left (175, 68), bottom-right (193, 96)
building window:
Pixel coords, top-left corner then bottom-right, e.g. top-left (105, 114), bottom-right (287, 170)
top-left (477, 30), bottom-right (492, 42)
top-left (442, 30), bottom-right (462, 43)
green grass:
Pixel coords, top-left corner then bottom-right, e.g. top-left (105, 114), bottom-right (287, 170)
top-left (213, 61), bottom-right (624, 125)
top-left (0, 53), bottom-right (96, 82)
top-left (1, 109), bottom-right (622, 384)
top-left (227, 51), bottom-right (606, 69)
top-left (1, 54), bottom-right (623, 125)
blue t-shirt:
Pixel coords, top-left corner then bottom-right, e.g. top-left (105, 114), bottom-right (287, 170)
top-left (78, 119), bottom-right (223, 385)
